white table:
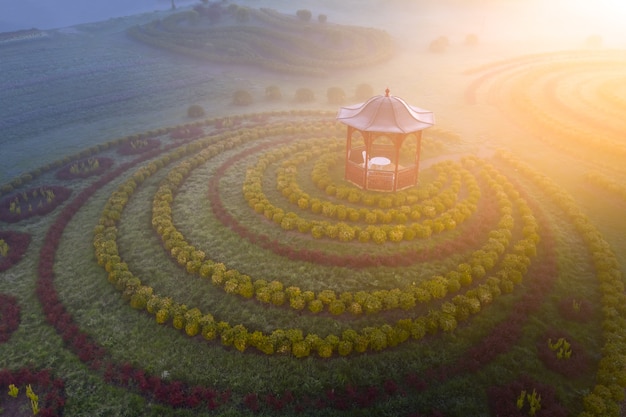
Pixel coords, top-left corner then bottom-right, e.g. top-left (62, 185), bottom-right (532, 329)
top-left (369, 156), bottom-right (391, 168)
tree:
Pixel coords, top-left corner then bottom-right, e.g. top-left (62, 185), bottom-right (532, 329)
top-left (296, 9), bottom-right (312, 22)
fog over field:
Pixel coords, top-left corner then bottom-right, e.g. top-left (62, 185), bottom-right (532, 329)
top-left (4, 0), bottom-right (626, 41)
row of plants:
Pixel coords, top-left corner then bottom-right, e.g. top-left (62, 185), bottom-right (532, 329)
top-left (583, 170), bottom-right (626, 202)
top-left (34, 130), bottom-right (238, 411)
top-left (0, 294), bottom-right (20, 343)
top-left (597, 77), bottom-right (626, 114)
top-left (91, 114), bottom-right (544, 360)
top-left (241, 139), bottom-right (480, 242)
top-left (468, 51), bottom-right (626, 167)
top-left (213, 148), bottom-right (502, 268)
top-left (508, 61), bottom-right (626, 160)
top-left (540, 68), bottom-right (626, 143)
top-left (279, 154), bottom-right (477, 229)
top-left (495, 150), bottom-right (626, 417)
top-left (571, 76), bottom-right (626, 124)
top-left (24, 113), bottom-right (460, 413)
top-left (0, 110), bottom-right (333, 199)
top-left (309, 150), bottom-right (447, 207)
top-left (4, 110), bottom-right (604, 414)
top-left (461, 50), bottom-right (586, 104)
top-left (152, 124), bottom-right (537, 314)
top-left (276, 136), bottom-right (456, 207)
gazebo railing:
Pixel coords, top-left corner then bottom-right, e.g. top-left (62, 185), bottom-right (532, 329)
top-left (367, 170), bottom-right (395, 191)
top-left (397, 166), bottom-right (418, 190)
top-left (345, 147), bottom-right (419, 191)
top-left (345, 160), bottom-right (366, 188)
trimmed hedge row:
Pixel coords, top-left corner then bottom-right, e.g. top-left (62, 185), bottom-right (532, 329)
top-left (93, 117), bottom-right (540, 358)
top-left (495, 150), bottom-right (626, 417)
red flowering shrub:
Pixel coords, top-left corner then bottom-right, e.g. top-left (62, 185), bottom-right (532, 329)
top-left (0, 294), bottom-right (20, 343)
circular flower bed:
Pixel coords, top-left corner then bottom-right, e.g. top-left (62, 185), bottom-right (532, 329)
top-left (0, 368), bottom-right (66, 417)
top-left (2, 106), bottom-right (624, 415)
top-left (536, 329), bottom-right (591, 378)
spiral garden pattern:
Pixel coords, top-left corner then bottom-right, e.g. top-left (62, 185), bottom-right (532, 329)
top-left (1, 51), bottom-right (626, 416)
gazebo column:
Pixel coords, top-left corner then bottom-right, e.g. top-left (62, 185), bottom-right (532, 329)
top-left (392, 134), bottom-right (402, 192)
top-left (363, 132), bottom-right (373, 190)
top-left (344, 126), bottom-right (353, 182)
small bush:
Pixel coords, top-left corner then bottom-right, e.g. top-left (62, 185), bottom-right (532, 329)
top-left (318, 14), bottom-right (327, 23)
top-left (296, 9), bottom-right (312, 22)
top-left (187, 104), bottom-right (205, 118)
top-left (233, 90), bottom-right (253, 106)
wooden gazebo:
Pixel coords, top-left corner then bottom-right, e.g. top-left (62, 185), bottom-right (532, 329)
top-left (336, 89), bottom-right (434, 192)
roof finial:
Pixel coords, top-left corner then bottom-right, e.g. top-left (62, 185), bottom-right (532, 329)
top-left (385, 88), bottom-right (390, 97)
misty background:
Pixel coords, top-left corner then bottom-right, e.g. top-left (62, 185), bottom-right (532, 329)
top-left (1, 0), bottom-right (625, 46)
top-left (0, 0), bottom-right (196, 32)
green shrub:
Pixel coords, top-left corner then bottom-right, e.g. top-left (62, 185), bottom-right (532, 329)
top-left (187, 104), bottom-right (205, 118)
top-left (296, 9), bottom-right (312, 21)
top-left (233, 90), bottom-right (253, 106)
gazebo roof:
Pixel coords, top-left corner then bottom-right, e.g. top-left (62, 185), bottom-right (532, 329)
top-left (336, 89), bottom-right (434, 134)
